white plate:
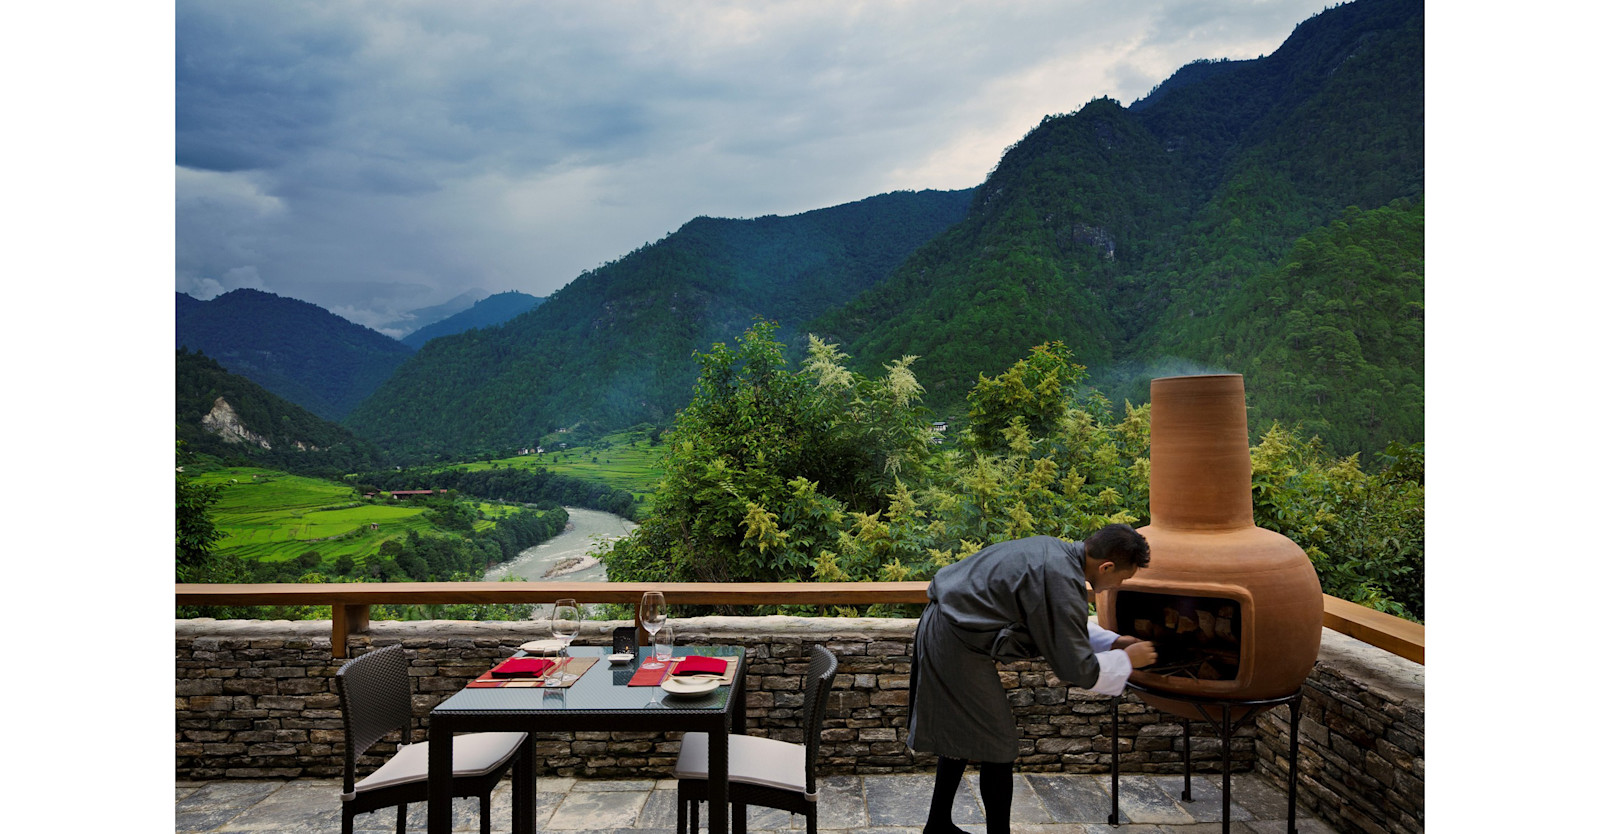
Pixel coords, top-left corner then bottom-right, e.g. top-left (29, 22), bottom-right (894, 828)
top-left (661, 677), bottom-right (721, 696)
top-left (520, 639), bottom-right (564, 654)
top-left (607, 653), bottom-right (634, 664)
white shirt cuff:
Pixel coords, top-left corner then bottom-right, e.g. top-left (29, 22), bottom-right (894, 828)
top-left (1088, 649), bottom-right (1132, 695)
top-left (1087, 620), bottom-right (1118, 653)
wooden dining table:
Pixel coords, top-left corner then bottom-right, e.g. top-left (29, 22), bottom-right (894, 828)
top-left (426, 644), bottom-right (749, 834)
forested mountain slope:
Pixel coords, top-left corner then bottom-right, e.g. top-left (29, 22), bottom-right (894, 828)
top-left (176, 289), bottom-right (414, 421)
top-left (393, 289), bottom-right (490, 337)
top-left (400, 291), bottom-right (546, 349)
top-left (1170, 198), bottom-right (1423, 455)
top-left (177, 349), bottom-right (384, 474)
top-left (344, 188), bottom-right (974, 459)
top-left (339, 0), bottom-right (1422, 461)
top-left (815, 97), bottom-right (1190, 402)
top-left (812, 0), bottom-right (1423, 458)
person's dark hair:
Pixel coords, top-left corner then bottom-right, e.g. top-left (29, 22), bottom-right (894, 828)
top-left (1084, 523), bottom-right (1150, 570)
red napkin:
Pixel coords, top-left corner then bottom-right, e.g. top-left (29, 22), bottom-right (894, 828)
top-left (489, 657), bottom-right (554, 678)
top-left (672, 656), bottom-right (728, 676)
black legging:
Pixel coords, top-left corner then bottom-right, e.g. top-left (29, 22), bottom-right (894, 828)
top-left (925, 755), bottom-right (1013, 834)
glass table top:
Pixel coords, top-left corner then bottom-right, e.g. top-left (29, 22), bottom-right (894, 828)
top-left (431, 645), bottom-right (746, 714)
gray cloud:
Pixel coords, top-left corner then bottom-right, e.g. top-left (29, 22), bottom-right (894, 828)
top-left (175, 0), bottom-right (1330, 333)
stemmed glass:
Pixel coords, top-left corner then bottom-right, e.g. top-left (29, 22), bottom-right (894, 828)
top-left (549, 598), bottom-right (583, 685)
top-left (645, 624), bottom-right (674, 708)
top-left (640, 592), bottom-right (668, 668)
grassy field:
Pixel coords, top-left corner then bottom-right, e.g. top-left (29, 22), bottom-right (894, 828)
top-left (193, 429), bottom-right (664, 569)
top-left (196, 466), bottom-right (456, 565)
top-left (472, 502), bottom-right (521, 533)
top-left (457, 427), bottom-right (669, 506)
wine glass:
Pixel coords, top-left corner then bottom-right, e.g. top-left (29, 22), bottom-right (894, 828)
top-left (550, 598), bottom-right (583, 684)
top-left (646, 624), bottom-right (673, 708)
top-left (640, 592), bottom-right (668, 668)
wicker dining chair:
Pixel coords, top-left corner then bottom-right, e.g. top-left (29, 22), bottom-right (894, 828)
top-left (674, 644), bottom-right (838, 834)
top-left (336, 645), bottom-right (531, 834)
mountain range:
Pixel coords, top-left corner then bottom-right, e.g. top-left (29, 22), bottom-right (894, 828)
top-left (176, 348), bottom-right (383, 474)
top-left (342, 187), bottom-right (975, 457)
top-left (388, 289), bottom-right (490, 338)
top-left (176, 289), bottom-right (415, 421)
top-left (178, 0), bottom-right (1423, 465)
top-left (400, 291), bottom-right (546, 349)
top-left (176, 288), bottom-right (550, 422)
top-left (813, 0), bottom-right (1422, 438)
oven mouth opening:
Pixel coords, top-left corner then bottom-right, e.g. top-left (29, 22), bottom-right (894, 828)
top-left (1115, 590), bottom-right (1244, 682)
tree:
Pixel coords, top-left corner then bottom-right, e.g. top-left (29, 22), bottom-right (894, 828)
top-left (1251, 428), bottom-right (1424, 620)
top-left (602, 320), bottom-right (931, 585)
top-left (176, 440), bottom-right (224, 582)
top-left (603, 332), bottom-right (1423, 622)
top-left (966, 341), bottom-right (1084, 453)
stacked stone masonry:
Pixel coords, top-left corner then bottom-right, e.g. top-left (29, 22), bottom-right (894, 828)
top-left (175, 615), bottom-right (1422, 833)
top-left (1254, 628), bottom-right (1425, 833)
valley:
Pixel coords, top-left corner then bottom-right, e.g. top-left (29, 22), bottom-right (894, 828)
top-left (175, 0), bottom-right (1424, 622)
top-left (176, 0), bottom-right (1421, 465)
top-left (453, 427), bottom-right (668, 512)
top-left (187, 426), bottom-right (661, 585)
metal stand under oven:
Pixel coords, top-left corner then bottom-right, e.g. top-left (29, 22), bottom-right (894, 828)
top-left (1108, 681), bottom-right (1304, 834)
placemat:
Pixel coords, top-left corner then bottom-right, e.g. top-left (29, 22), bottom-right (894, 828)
top-left (466, 655), bottom-right (599, 688)
top-left (626, 655), bottom-right (739, 687)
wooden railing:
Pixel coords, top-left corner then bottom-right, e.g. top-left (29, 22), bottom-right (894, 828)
top-left (1319, 593), bottom-right (1425, 664)
top-left (175, 581), bottom-right (1424, 665)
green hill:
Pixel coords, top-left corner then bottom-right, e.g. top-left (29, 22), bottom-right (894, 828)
top-left (177, 348), bottom-right (385, 475)
top-left (814, 97), bottom-right (1190, 402)
top-left (339, 0), bottom-right (1422, 462)
top-left (400, 291), bottom-right (546, 349)
top-left (176, 289), bottom-right (415, 420)
top-left (812, 0), bottom-right (1423, 458)
top-left (343, 188), bottom-right (974, 459)
top-left (1163, 198), bottom-right (1424, 454)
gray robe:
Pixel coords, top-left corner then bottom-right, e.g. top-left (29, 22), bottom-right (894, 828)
top-left (906, 535), bottom-right (1129, 762)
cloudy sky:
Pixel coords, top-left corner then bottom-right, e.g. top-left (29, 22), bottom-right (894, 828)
top-left (175, 0), bottom-right (1335, 336)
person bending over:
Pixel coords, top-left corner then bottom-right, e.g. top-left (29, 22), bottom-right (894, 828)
top-left (906, 525), bottom-right (1158, 834)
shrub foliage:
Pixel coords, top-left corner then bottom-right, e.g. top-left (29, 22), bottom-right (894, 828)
top-left (603, 323), bottom-right (1423, 621)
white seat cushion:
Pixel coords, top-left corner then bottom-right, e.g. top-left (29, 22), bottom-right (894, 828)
top-left (674, 732), bottom-right (809, 797)
top-left (354, 731), bottom-right (527, 794)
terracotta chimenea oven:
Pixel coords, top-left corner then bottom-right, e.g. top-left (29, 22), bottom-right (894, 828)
top-left (1097, 374), bottom-right (1323, 720)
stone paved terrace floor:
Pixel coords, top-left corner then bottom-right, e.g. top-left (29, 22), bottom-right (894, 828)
top-left (175, 772), bottom-right (1335, 833)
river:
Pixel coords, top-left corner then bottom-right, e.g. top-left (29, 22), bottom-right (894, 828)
top-left (482, 506), bottom-right (636, 582)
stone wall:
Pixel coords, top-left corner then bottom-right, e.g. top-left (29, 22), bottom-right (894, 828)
top-left (175, 615), bottom-right (1422, 831)
top-left (1253, 629), bottom-right (1425, 834)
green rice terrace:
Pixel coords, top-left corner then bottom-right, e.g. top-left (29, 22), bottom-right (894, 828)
top-left (454, 427), bottom-right (668, 509)
top-left (186, 426), bottom-right (662, 583)
top-left (194, 466), bottom-right (519, 566)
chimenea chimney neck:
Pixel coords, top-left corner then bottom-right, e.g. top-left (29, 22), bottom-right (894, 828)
top-left (1147, 374), bottom-right (1254, 531)
top-left (1107, 372), bottom-right (1322, 717)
